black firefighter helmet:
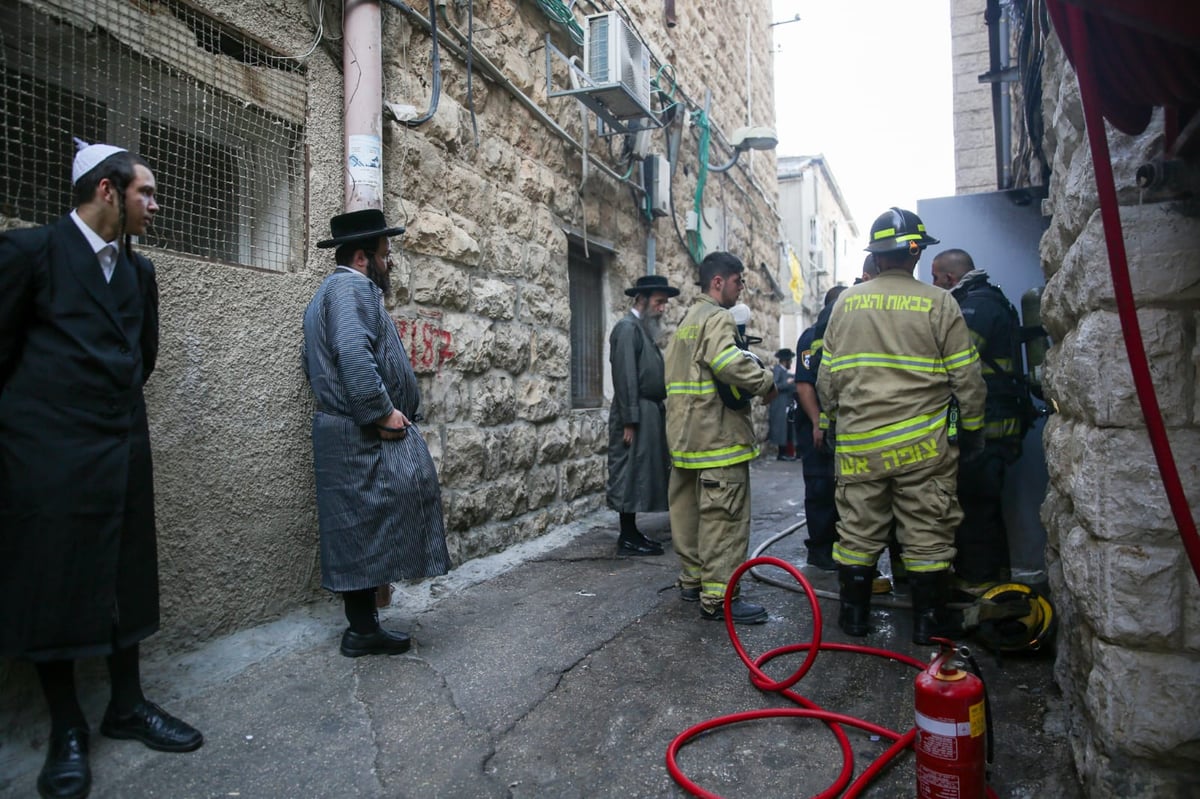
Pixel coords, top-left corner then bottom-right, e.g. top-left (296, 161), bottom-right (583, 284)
top-left (974, 582), bottom-right (1057, 653)
top-left (864, 207), bottom-right (940, 255)
top-left (715, 350), bottom-right (765, 409)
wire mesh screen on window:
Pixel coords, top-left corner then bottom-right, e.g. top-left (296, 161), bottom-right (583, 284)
top-left (0, 0), bottom-right (307, 272)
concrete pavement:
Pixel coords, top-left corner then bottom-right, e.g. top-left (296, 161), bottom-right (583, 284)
top-left (0, 459), bottom-right (1082, 798)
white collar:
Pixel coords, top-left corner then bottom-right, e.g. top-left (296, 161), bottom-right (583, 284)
top-left (69, 209), bottom-right (117, 256)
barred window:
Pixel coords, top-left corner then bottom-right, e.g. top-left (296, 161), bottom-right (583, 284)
top-left (568, 242), bottom-right (606, 409)
top-left (0, 0), bottom-right (307, 272)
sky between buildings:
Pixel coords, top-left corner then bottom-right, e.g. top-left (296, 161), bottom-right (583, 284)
top-left (770, 0), bottom-right (957, 283)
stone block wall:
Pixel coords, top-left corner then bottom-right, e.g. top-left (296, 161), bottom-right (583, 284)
top-left (382, 0), bottom-right (781, 567)
top-left (950, 0), bottom-right (999, 194)
top-left (1036, 33), bottom-right (1200, 797)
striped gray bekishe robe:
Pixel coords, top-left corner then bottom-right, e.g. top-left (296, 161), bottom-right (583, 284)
top-left (302, 269), bottom-right (451, 591)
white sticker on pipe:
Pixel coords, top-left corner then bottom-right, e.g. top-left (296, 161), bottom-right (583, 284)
top-left (348, 134), bottom-right (382, 191)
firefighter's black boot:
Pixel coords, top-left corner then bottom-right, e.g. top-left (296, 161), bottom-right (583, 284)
top-left (910, 570), bottom-right (958, 645)
top-left (837, 565), bottom-right (874, 637)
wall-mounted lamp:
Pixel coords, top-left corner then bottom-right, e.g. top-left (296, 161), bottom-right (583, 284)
top-left (709, 125), bottom-right (779, 173)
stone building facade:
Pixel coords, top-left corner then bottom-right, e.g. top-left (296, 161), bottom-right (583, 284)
top-left (1036, 33), bottom-right (1200, 797)
top-left (947, 2), bottom-right (1200, 793)
top-left (950, 0), bottom-right (1001, 194)
top-left (0, 0), bottom-right (779, 690)
top-left (777, 154), bottom-right (858, 346)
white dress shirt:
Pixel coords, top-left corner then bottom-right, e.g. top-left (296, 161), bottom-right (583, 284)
top-left (69, 209), bottom-right (118, 283)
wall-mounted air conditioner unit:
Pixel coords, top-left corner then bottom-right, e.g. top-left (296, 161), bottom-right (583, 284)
top-left (582, 11), bottom-right (653, 120)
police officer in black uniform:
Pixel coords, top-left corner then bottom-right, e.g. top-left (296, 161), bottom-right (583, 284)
top-left (932, 248), bottom-right (1027, 590)
top-left (794, 285), bottom-right (846, 571)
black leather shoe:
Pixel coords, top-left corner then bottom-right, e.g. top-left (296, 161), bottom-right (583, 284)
top-left (340, 626), bottom-right (412, 657)
top-left (635, 531), bottom-right (665, 552)
top-left (700, 598), bottom-right (769, 625)
top-left (678, 585), bottom-right (700, 602)
top-left (100, 700), bottom-right (203, 753)
top-left (617, 536), bottom-right (663, 556)
top-left (37, 727), bottom-right (90, 799)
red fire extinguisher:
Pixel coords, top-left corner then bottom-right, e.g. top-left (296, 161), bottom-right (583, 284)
top-left (914, 640), bottom-right (990, 799)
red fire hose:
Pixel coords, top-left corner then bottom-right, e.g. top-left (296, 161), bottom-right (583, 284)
top-left (665, 556), bottom-right (1001, 798)
top-left (1056, 2), bottom-right (1200, 589)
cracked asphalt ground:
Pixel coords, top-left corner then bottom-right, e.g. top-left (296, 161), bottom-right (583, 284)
top-left (1, 459), bottom-right (1082, 798)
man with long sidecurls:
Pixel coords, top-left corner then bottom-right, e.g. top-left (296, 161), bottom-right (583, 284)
top-left (1, 141), bottom-right (202, 799)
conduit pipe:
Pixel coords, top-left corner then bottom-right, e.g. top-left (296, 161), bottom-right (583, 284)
top-left (381, 0), bottom-right (641, 193)
top-left (1060, 4), bottom-right (1200, 588)
top-left (344, 0), bottom-right (384, 210)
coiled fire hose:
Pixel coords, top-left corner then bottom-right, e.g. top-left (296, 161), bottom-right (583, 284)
top-left (665, 556), bottom-right (1001, 799)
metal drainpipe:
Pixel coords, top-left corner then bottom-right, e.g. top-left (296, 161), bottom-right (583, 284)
top-left (986, 0), bottom-right (1013, 190)
top-left (344, 0), bottom-right (383, 211)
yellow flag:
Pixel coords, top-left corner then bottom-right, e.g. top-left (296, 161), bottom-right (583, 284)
top-left (788, 247), bottom-right (804, 303)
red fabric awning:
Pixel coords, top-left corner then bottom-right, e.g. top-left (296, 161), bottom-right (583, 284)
top-left (1047, 0), bottom-right (1200, 155)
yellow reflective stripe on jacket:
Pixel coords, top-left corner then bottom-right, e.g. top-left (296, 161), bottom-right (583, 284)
top-left (985, 418), bottom-right (1021, 438)
top-left (942, 347), bottom-right (980, 371)
top-left (671, 443), bottom-right (760, 468)
top-left (710, 345), bottom-right (742, 375)
top-left (836, 409), bottom-right (947, 453)
top-left (811, 338), bottom-right (823, 350)
top-left (826, 351), bottom-right (947, 374)
top-left (667, 380), bottom-right (716, 395)
top-left (701, 581), bottom-right (727, 596)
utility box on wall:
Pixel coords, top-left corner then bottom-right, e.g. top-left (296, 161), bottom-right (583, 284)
top-left (918, 187), bottom-right (1052, 581)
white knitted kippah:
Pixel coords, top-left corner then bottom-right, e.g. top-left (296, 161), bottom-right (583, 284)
top-left (72, 137), bottom-right (128, 185)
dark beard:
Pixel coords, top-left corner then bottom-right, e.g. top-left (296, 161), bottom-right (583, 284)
top-left (366, 256), bottom-right (391, 295)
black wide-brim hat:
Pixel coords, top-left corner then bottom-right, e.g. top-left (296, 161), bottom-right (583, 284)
top-left (317, 208), bottom-right (405, 248)
top-left (625, 274), bottom-right (680, 297)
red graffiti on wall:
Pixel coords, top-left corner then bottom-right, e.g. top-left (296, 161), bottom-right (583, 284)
top-left (395, 317), bottom-right (455, 372)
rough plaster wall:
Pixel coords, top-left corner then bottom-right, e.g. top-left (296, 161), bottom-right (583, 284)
top-left (1037, 32), bottom-right (1200, 798)
top-left (141, 0), bottom-right (347, 651)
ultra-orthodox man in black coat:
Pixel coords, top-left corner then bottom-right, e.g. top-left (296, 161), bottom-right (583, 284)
top-left (606, 311), bottom-right (670, 513)
top-left (0, 214), bottom-right (161, 661)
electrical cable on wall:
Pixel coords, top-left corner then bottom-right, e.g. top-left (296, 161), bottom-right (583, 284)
top-left (396, 0), bottom-right (640, 190)
top-left (531, 0), bottom-right (585, 45)
top-left (688, 108), bottom-right (712, 265)
top-left (381, 0), bottom-right (442, 126)
top-left (466, 0), bottom-right (479, 145)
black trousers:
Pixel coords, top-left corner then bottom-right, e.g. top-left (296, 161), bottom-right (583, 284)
top-left (802, 450), bottom-right (838, 555)
top-left (954, 443), bottom-right (1012, 582)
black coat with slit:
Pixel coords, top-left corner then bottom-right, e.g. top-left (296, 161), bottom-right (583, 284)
top-left (0, 215), bottom-right (161, 661)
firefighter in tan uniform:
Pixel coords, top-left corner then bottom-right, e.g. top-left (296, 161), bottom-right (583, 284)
top-left (664, 252), bottom-right (778, 624)
top-left (816, 208), bottom-right (986, 644)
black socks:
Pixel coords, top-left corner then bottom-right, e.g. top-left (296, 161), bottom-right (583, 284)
top-left (36, 660), bottom-right (86, 736)
top-left (342, 589), bottom-right (379, 634)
